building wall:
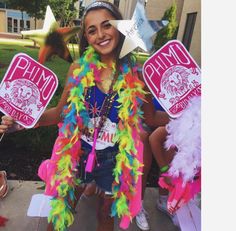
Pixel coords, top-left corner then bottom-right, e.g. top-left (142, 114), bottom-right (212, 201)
top-left (0, 9), bottom-right (31, 33)
top-left (145, 0), bottom-right (184, 21)
top-left (119, 0), bottom-right (135, 19)
top-left (177, 0), bottom-right (201, 66)
top-left (120, 0), bottom-right (137, 19)
top-left (0, 10), bottom-right (6, 32)
top-left (29, 18), bottom-right (44, 30)
top-left (83, 0), bottom-right (95, 7)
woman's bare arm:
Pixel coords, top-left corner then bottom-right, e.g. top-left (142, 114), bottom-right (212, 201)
top-left (139, 76), bottom-right (170, 128)
top-left (37, 62), bottom-right (80, 127)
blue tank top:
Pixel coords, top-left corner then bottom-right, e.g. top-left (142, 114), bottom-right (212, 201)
top-left (153, 98), bottom-right (165, 111)
top-left (81, 85), bottom-right (119, 151)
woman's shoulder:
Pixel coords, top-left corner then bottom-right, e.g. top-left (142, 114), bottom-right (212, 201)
top-left (67, 62), bottom-right (81, 76)
top-left (69, 61), bottom-right (81, 70)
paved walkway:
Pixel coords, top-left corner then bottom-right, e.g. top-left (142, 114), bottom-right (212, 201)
top-left (0, 180), bottom-right (179, 231)
top-left (0, 33), bottom-right (22, 39)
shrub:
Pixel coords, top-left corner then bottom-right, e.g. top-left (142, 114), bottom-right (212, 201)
top-left (154, 1), bottom-right (179, 51)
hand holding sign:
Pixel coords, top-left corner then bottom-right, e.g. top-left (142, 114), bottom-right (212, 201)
top-left (0, 53), bottom-right (58, 128)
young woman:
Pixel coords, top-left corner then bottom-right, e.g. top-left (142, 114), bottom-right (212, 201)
top-left (149, 126), bottom-right (177, 219)
top-left (0, 1), bottom-right (156, 231)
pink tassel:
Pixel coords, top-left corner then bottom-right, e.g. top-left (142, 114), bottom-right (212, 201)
top-left (85, 152), bottom-right (96, 173)
top-left (85, 128), bottom-right (98, 173)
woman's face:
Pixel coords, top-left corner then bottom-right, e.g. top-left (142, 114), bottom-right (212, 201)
top-left (84, 9), bottom-right (120, 59)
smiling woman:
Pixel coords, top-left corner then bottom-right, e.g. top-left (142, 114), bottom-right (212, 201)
top-left (0, 1), bottom-right (157, 231)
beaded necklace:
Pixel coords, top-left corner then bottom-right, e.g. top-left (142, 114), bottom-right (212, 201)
top-left (48, 46), bottom-right (146, 231)
top-left (84, 78), bottom-right (117, 172)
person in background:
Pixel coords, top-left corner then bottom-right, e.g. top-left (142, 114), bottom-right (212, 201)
top-left (0, 112), bottom-right (9, 200)
top-left (149, 125), bottom-right (179, 227)
top-left (135, 98), bottom-right (179, 230)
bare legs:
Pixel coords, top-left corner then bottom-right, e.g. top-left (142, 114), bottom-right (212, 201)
top-left (47, 184), bottom-right (114, 231)
top-left (140, 131), bottom-right (153, 199)
top-left (46, 185), bottom-right (85, 231)
top-left (149, 126), bottom-right (175, 195)
top-left (96, 194), bottom-right (114, 231)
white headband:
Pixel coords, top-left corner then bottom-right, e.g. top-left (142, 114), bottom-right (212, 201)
top-left (84, 1), bottom-right (115, 15)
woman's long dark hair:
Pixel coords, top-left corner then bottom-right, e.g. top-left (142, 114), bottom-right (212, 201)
top-left (79, 1), bottom-right (135, 76)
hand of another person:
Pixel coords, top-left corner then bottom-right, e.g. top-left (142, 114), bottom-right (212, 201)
top-left (0, 116), bottom-right (14, 133)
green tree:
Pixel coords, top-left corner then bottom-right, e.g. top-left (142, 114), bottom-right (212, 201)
top-left (48, 0), bottom-right (78, 26)
top-left (7, 0), bottom-right (78, 28)
top-left (154, 1), bottom-right (178, 50)
top-left (0, 0), bottom-right (8, 8)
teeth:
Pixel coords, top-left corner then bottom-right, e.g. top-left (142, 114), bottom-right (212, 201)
top-left (99, 40), bottom-right (109, 46)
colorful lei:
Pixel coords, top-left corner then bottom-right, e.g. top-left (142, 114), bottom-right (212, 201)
top-left (47, 46), bottom-right (146, 230)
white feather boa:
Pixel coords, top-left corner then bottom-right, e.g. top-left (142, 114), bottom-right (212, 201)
top-left (165, 96), bottom-right (201, 183)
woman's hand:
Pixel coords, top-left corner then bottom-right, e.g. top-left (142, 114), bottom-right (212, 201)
top-left (0, 116), bottom-right (14, 133)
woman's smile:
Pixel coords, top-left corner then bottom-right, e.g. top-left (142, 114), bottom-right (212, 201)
top-left (97, 39), bottom-right (111, 46)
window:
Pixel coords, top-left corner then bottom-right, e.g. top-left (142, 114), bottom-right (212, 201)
top-left (13, 19), bottom-right (18, 33)
top-left (7, 17), bottom-right (12, 32)
top-left (0, 3), bottom-right (6, 8)
top-left (114, 0), bottom-right (120, 7)
top-left (182, 12), bottom-right (197, 51)
top-left (20, 19), bottom-right (24, 31)
top-left (26, 20), bottom-right (30, 30)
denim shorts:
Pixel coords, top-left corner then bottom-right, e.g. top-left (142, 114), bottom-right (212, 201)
top-left (78, 148), bottom-right (117, 194)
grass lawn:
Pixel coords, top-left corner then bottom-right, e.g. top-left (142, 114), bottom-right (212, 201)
top-left (0, 39), bottom-right (72, 85)
top-left (0, 38), bottom-right (73, 107)
top-left (0, 38), bottom-right (149, 80)
top-left (0, 38), bottom-right (150, 105)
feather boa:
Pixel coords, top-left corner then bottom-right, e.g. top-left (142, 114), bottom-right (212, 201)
top-left (165, 96), bottom-right (201, 183)
top-left (45, 46), bottom-right (145, 230)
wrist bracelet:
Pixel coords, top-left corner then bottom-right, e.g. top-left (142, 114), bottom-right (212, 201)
top-left (160, 165), bottom-right (169, 173)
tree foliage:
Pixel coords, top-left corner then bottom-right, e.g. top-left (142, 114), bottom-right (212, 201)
top-left (154, 1), bottom-right (178, 50)
top-left (7, 0), bottom-right (47, 19)
top-left (47, 0), bottom-right (78, 26)
top-left (6, 0), bottom-right (78, 27)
